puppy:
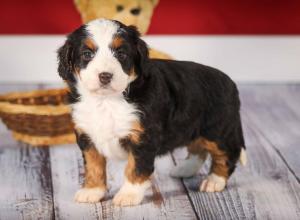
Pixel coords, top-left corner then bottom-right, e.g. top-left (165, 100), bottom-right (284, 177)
top-left (57, 19), bottom-right (247, 206)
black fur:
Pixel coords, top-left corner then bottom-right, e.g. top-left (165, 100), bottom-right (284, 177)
top-left (75, 130), bottom-right (93, 151)
top-left (57, 25), bottom-right (90, 104)
top-left (126, 58), bottom-right (245, 176)
top-left (58, 20), bottom-right (245, 180)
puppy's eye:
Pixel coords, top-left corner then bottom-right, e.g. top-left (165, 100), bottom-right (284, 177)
top-left (116, 5), bottom-right (124, 12)
top-left (82, 50), bottom-right (94, 61)
top-left (117, 51), bottom-right (127, 61)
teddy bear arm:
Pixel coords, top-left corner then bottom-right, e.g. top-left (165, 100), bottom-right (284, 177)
top-left (149, 47), bottom-right (172, 60)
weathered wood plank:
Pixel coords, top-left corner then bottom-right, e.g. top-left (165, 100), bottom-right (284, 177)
top-left (0, 84), bottom-right (54, 220)
top-left (104, 153), bottom-right (197, 220)
top-left (172, 149), bottom-right (255, 220)
top-left (280, 84), bottom-right (300, 121)
top-left (239, 84), bottom-right (300, 180)
top-left (0, 144), bottom-right (54, 220)
top-left (173, 110), bottom-right (300, 219)
top-left (50, 144), bottom-right (197, 220)
top-left (49, 144), bottom-right (104, 220)
top-left (241, 114), bottom-right (300, 219)
top-left (279, 84), bottom-right (300, 103)
top-left (2, 83), bottom-right (298, 219)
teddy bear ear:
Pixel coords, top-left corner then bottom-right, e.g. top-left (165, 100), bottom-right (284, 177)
top-left (150, 0), bottom-right (160, 7)
top-left (74, 0), bottom-right (89, 14)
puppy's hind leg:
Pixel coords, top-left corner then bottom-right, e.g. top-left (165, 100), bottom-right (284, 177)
top-left (170, 141), bottom-right (208, 178)
top-left (199, 137), bottom-right (241, 193)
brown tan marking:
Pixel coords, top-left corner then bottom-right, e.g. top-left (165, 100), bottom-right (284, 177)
top-left (127, 121), bottom-right (144, 144)
top-left (200, 137), bottom-right (229, 178)
top-left (85, 38), bottom-right (97, 51)
top-left (83, 146), bottom-right (107, 189)
top-left (125, 152), bottom-right (150, 184)
top-left (187, 139), bottom-right (208, 161)
top-left (189, 137), bottom-right (229, 178)
top-left (111, 36), bottom-right (123, 49)
top-left (129, 67), bottom-right (137, 80)
top-left (74, 67), bottom-right (81, 77)
top-left (74, 38), bottom-right (96, 78)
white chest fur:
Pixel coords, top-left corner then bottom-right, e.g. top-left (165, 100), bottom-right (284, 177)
top-left (72, 94), bottom-right (139, 160)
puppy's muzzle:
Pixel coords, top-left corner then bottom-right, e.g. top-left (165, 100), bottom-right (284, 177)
top-left (99, 72), bottom-right (113, 85)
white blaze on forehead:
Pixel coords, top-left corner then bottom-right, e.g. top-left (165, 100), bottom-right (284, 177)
top-left (86, 19), bottom-right (119, 50)
top-left (78, 19), bottom-right (130, 96)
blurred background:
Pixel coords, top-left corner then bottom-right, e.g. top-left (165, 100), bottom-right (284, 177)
top-left (0, 0), bottom-right (300, 83)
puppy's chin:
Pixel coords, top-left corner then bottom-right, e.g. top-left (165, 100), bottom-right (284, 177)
top-left (77, 77), bottom-right (130, 98)
top-left (91, 87), bottom-right (123, 96)
top-left (82, 83), bottom-right (126, 97)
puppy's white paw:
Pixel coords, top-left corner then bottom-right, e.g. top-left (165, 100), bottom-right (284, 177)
top-left (74, 187), bottom-right (106, 203)
top-left (170, 155), bottom-right (205, 178)
top-left (200, 173), bottom-right (226, 192)
top-left (112, 180), bottom-right (150, 206)
top-left (113, 190), bottom-right (144, 206)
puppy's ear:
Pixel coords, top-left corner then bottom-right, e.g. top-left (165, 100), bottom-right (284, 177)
top-left (127, 25), bottom-right (149, 76)
top-left (57, 40), bottom-right (76, 82)
top-left (136, 36), bottom-right (149, 70)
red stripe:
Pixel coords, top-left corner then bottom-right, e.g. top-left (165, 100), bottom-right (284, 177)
top-left (149, 0), bottom-right (300, 34)
top-left (0, 0), bottom-right (300, 35)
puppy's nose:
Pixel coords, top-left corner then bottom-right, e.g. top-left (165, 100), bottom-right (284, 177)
top-left (99, 72), bottom-right (113, 85)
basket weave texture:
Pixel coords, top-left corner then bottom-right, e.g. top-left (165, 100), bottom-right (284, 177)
top-left (0, 88), bottom-right (76, 146)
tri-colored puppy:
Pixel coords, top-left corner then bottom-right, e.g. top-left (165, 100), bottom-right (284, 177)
top-left (57, 19), bottom-right (247, 206)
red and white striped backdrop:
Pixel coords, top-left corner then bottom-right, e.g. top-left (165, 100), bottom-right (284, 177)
top-left (0, 0), bottom-right (300, 83)
top-left (0, 0), bottom-right (300, 35)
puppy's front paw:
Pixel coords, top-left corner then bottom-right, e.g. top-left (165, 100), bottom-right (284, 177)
top-left (113, 190), bottom-right (144, 206)
top-left (74, 187), bottom-right (106, 203)
top-left (200, 173), bottom-right (226, 192)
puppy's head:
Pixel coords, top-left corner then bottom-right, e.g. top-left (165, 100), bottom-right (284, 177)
top-left (57, 19), bottom-right (148, 96)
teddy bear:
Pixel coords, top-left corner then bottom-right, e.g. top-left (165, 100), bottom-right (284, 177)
top-left (74, 0), bottom-right (172, 59)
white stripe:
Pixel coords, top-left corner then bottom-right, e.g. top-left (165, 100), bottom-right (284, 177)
top-left (0, 35), bottom-right (300, 83)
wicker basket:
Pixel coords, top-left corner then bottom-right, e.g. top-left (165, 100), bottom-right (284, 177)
top-left (0, 88), bottom-right (76, 146)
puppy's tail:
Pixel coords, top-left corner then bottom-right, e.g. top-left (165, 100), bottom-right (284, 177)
top-left (239, 148), bottom-right (247, 166)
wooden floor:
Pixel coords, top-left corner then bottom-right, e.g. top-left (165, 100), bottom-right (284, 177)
top-left (0, 84), bottom-right (299, 220)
